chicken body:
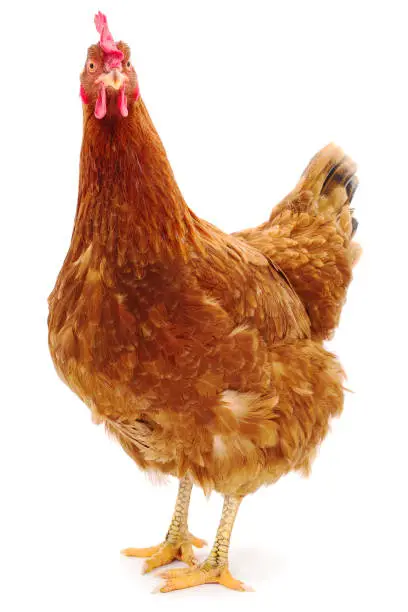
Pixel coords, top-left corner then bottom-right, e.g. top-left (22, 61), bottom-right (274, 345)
top-left (48, 22), bottom-right (359, 591)
top-left (48, 103), bottom-right (353, 497)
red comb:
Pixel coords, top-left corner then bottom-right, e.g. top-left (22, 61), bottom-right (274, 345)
top-left (94, 11), bottom-right (124, 69)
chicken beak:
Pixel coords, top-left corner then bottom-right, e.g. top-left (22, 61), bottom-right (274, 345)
top-left (96, 69), bottom-right (128, 91)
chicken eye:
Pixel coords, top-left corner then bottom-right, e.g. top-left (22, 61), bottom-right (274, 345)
top-left (87, 60), bottom-right (97, 73)
top-left (126, 60), bottom-right (132, 69)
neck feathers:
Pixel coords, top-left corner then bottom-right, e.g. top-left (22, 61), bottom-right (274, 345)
top-left (72, 100), bottom-right (202, 267)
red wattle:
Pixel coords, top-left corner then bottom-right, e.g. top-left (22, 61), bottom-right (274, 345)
top-left (80, 85), bottom-right (89, 104)
top-left (95, 83), bottom-right (107, 119)
top-left (118, 86), bottom-right (128, 117)
top-left (132, 84), bottom-right (140, 101)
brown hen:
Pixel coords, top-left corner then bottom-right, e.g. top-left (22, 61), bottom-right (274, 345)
top-left (48, 13), bottom-right (360, 593)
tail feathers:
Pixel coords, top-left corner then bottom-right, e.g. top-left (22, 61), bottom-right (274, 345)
top-left (301, 143), bottom-right (358, 216)
top-left (237, 143), bottom-right (361, 340)
top-left (270, 143), bottom-right (359, 244)
top-left (269, 144), bottom-right (359, 240)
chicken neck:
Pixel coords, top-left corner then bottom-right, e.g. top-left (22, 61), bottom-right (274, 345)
top-left (70, 99), bottom-right (203, 267)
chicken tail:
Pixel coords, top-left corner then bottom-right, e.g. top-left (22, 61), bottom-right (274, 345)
top-left (267, 144), bottom-right (359, 238)
top-left (234, 144), bottom-right (361, 340)
top-left (307, 144), bottom-right (357, 193)
top-left (290, 143), bottom-right (358, 233)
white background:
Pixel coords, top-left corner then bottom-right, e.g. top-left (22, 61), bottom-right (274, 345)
top-left (2, 1), bottom-right (407, 610)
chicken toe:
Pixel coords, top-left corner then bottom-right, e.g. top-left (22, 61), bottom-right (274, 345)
top-left (122, 532), bottom-right (206, 573)
top-left (158, 563), bottom-right (253, 592)
top-left (156, 494), bottom-right (252, 592)
top-left (121, 476), bottom-right (206, 572)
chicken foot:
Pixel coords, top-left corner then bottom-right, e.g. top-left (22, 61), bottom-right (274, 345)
top-left (158, 495), bottom-right (253, 592)
top-left (121, 475), bottom-right (206, 573)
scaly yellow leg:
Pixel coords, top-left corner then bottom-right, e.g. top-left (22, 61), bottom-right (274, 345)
top-left (121, 475), bottom-right (206, 573)
top-left (158, 495), bottom-right (253, 592)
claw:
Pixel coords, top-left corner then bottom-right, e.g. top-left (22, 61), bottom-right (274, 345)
top-left (190, 535), bottom-right (207, 548)
top-left (121, 545), bottom-right (160, 557)
top-left (120, 532), bottom-right (206, 573)
top-left (219, 568), bottom-right (254, 592)
top-left (157, 564), bottom-right (254, 593)
top-left (159, 567), bottom-right (192, 579)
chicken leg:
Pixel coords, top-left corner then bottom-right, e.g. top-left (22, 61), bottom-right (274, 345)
top-left (158, 495), bottom-right (253, 592)
top-left (121, 475), bottom-right (206, 573)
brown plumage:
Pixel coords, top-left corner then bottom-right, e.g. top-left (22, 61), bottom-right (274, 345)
top-left (48, 17), bottom-right (360, 592)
